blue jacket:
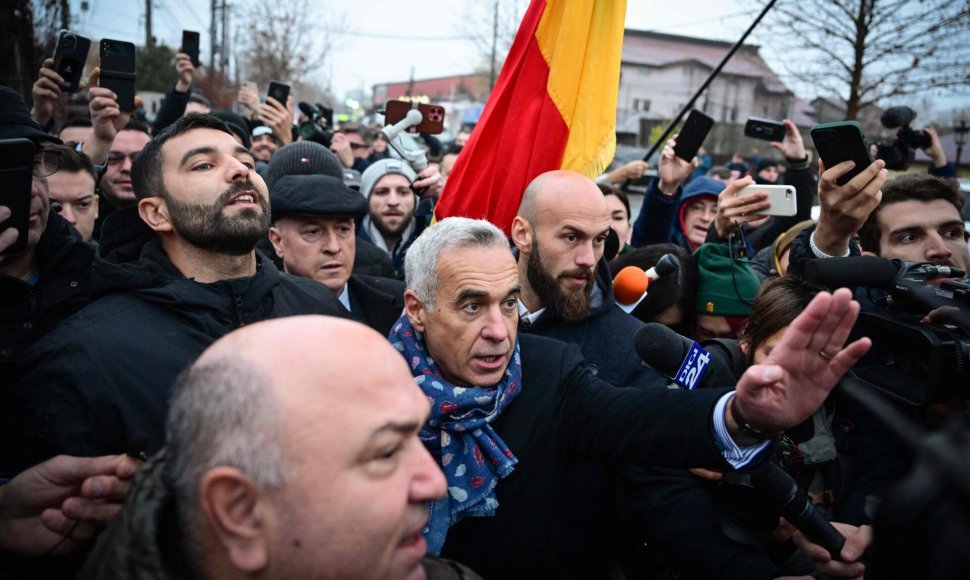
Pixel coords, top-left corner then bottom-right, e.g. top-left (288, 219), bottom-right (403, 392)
top-left (631, 176), bottom-right (724, 250)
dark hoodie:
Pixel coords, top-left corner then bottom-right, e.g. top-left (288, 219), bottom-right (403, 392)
top-left (2, 209), bottom-right (349, 474)
top-left (631, 176), bottom-right (723, 250)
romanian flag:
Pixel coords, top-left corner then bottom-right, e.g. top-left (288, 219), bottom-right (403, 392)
top-left (434, 0), bottom-right (628, 234)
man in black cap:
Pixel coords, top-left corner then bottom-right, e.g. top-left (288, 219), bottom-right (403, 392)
top-left (268, 174), bottom-right (405, 336)
top-left (0, 86), bottom-right (95, 379)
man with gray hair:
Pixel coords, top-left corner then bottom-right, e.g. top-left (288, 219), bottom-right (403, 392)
top-left (390, 216), bottom-right (871, 578)
top-left (80, 316), bottom-right (470, 580)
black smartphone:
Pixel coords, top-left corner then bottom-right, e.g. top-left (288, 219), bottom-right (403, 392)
top-left (673, 109), bottom-right (714, 162)
top-left (744, 117), bottom-right (786, 142)
top-left (266, 81), bottom-right (290, 106)
top-left (811, 121), bottom-right (873, 186)
top-left (99, 38), bottom-right (136, 111)
top-left (0, 138), bottom-right (37, 256)
top-left (52, 29), bottom-right (91, 93)
top-left (181, 30), bottom-right (201, 67)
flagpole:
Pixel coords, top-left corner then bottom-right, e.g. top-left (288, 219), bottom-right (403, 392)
top-left (641, 0), bottom-right (779, 163)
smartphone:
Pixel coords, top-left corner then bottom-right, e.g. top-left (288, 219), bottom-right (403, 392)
top-left (673, 109), bottom-right (714, 162)
top-left (99, 38), bottom-right (136, 111)
top-left (744, 117), bottom-right (786, 142)
top-left (811, 121), bottom-right (873, 186)
top-left (266, 81), bottom-right (290, 106)
top-left (181, 30), bottom-right (201, 67)
top-left (0, 138), bottom-right (37, 256)
top-left (52, 30), bottom-right (91, 93)
top-left (737, 184), bottom-right (797, 217)
top-left (384, 100), bottom-right (446, 134)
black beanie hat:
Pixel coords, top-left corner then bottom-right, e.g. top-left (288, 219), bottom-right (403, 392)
top-left (0, 86), bottom-right (61, 144)
top-left (266, 141), bottom-right (344, 188)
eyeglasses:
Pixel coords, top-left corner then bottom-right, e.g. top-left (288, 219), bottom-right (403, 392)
top-left (33, 150), bottom-right (61, 178)
top-left (349, 143), bottom-right (368, 150)
top-left (107, 150), bottom-right (143, 166)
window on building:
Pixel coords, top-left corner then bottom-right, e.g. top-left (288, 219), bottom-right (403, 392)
top-left (633, 99), bottom-right (651, 112)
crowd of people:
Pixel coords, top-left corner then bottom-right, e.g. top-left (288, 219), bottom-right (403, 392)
top-left (0, 42), bottom-right (967, 580)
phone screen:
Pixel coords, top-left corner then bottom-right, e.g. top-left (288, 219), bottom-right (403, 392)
top-left (0, 138), bottom-right (37, 256)
top-left (673, 109), bottom-right (715, 162)
top-left (267, 81), bottom-right (290, 106)
top-left (182, 30), bottom-right (201, 67)
top-left (99, 39), bottom-right (137, 111)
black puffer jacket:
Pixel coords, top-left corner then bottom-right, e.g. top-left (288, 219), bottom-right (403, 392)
top-left (2, 209), bottom-right (349, 473)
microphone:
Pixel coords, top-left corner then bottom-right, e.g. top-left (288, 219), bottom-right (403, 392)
top-left (803, 256), bottom-right (901, 289)
top-left (752, 463), bottom-right (846, 559)
top-left (613, 253), bottom-right (681, 313)
top-left (634, 323), bottom-right (736, 389)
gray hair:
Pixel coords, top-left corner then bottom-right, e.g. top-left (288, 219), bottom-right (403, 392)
top-left (165, 358), bottom-right (285, 567)
top-left (404, 217), bottom-right (509, 310)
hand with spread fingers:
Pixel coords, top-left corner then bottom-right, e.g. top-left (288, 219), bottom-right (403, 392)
top-left (713, 175), bottom-right (772, 238)
top-left (793, 522), bottom-right (871, 579)
top-left (730, 288), bottom-right (871, 442)
top-left (0, 454), bottom-right (142, 556)
top-left (658, 135), bottom-right (699, 195)
top-left (812, 158), bottom-right (887, 256)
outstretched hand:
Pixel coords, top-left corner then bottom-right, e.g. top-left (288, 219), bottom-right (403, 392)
top-left (733, 288), bottom-right (870, 435)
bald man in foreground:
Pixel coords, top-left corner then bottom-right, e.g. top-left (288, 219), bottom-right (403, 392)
top-left (81, 316), bottom-right (479, 580)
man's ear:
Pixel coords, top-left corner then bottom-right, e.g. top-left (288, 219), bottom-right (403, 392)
top-left (267, 226), bottom-right (284, 258)
top-left (198, 467), bottom-right (271, 573)
top-left (403, 289), bottom-right (427, 332)
top-left (510, 216), bottom-right (533, 254)
top-left (138, 197), bottom-right (173, 233)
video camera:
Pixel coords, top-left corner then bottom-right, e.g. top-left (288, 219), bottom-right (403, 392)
top-left (297, 102), bottom-right (335, 148)
top-left (875, 106), bottom-right (933, 171)
top-left (804, 256), bottom-right (970, 406)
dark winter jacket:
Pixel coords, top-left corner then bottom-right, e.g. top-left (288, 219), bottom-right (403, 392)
top-left (523, 256), bottom-right (666, 390)
top-left (2, 209), bottom-right (349, 474)
top-left (0, 210), bottom-right (94, 380)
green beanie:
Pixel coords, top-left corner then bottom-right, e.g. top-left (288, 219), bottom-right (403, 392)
top-left (693, 243), bottom-right (760, 316)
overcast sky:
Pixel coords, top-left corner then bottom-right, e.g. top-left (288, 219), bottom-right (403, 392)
top-left (64, 0), bottom-right (967, 114)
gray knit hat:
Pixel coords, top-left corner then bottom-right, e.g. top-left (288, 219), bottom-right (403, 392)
top-left (359, 158), bottom-right (417, 199)
top-left (266, 141), bottom-right (344, 188)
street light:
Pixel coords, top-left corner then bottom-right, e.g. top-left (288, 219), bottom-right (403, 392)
top-left (955, 119), bottom-right (969, 169)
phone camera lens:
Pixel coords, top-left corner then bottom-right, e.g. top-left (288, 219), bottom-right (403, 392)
top-left (63, 35), bottom-right (76, 51)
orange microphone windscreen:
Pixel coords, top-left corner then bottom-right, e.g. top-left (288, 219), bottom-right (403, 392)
top-left (613, 266), bottom-right (649, 305)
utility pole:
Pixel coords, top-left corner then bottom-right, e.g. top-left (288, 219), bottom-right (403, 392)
top-left (220, 0), bottom-right (229, 75)
top-left (210, 0), bottom-right (218, 71)
top-left (489, 0), bottom-right (498, 92)
top-left (145, 0), bottom-right (153, 47)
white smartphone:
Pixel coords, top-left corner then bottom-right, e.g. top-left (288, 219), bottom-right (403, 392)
top-left (736, 184), bottom-right (797, 216)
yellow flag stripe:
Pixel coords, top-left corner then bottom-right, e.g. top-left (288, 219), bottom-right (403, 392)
top-left (535, 0), bottom-right (627, 177)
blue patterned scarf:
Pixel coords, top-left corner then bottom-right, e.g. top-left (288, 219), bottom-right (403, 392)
top-left (389, 314), bottom-right (522, 555)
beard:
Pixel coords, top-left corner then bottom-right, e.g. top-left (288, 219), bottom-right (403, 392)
top-left (372, 206), bottom-right (416, 240)
top-left (526, 238), bottom-right (594, 322)
top-left (164, 180), bottom-right (271, 256)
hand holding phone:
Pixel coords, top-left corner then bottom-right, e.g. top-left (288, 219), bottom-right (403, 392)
top-left (811, 121), bottom-right (873, 186)
top-left (744, 117), bottom-right (786, 142)
top-left (266, 81), bottom-right (290, 106)
top-left (736, 183), bottom-right (797, 216)
top-left (181, 30), bottom-right (201, 68)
